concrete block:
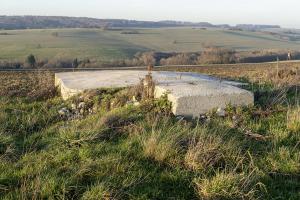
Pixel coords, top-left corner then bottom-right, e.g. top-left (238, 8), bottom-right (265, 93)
top-left (55, 71), bottom-right (254, 117)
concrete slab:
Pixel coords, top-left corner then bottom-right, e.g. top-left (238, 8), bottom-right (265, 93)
top-left (55, 71), bottom-right (254, 118)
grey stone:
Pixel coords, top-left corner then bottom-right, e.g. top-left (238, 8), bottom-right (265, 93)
top-left (80, 109), bottom-right (85, 115)
top-left (71, 104), bottom-right (77, 110)
top-left (133, 102), bottom-right (140, 106)
top-left (216, 107), bottom-right (226, 117)
top-left (78, 102), bottom-right (86, 109)
top-left (58, 108), bottom-right (70, 117)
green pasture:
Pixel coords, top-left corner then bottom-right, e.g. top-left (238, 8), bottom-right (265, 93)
top-left (0, 28), bottom-right (300, 61)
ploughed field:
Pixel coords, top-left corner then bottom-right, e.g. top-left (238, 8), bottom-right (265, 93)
top-left (0, 63), bottom-right (299, 199)
top-left (1, 28), bottom-right (300, 61)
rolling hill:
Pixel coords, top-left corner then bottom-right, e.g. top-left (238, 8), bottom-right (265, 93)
top-left (0, 28), bottom-right (299, 62)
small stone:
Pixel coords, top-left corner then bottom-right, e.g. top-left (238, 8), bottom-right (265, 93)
top-left (133, 102), bottom-right (140, 106)
top-left (200, 114), bottom-right (207, 119)
top-left (80, 109), bottom-right (85, 115)
top-left (71, 103), bottom-right (77, 110)
top-left (216, 108), bottom-right (226, 117)
top-left (176, 115), bottom-right (185, 120)
top-left (126, 100), bottom-right (134, 105)
top-left (132, 96), bottom-right (137, 102)
top-left (78, 102), bottom-right (86, 109)
top-left (79, 96), bottom-right (84, 101)
top-left (58, 108), bottom-right (70, 116)
top-left (93, 106), bottom-right (98, 112)
top-left (131, 96), bottom-right (140, 106)
top-left (206, 116), bottom-right (211, 122)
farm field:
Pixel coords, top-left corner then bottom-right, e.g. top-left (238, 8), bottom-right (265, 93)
top-left (0, 63), bottom-right (299, 199)
top-left (1, 28), bottom-right (300, 61)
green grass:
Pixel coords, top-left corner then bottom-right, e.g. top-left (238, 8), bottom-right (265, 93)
top-left (1, 28), bottom-right (300, 61)
top-left (0, 76), bottom-right (300, 199)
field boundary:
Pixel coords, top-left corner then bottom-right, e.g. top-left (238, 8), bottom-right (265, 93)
top-left (1, 60), bottom-right (300, 72)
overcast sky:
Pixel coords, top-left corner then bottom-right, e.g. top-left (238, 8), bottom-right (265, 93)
top-left (1, 0), bottom-right (299, 28)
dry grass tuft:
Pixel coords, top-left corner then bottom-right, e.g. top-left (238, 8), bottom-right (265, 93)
top-left (142, 131), bottom-right (177, 162)
top-left (185, 134), bottom-right (246, 172)
top-left (194, 171), bottom-right (261, 200)
top-left (185, 136), bottom-right (224, 171)
top-left (287, 107), bottom-right (300, 132)
top-left (138, 117), bottom-right (189, 164)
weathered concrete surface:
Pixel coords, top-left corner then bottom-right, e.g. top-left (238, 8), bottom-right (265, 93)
top-left (55, 71), bottom-right (254, 118)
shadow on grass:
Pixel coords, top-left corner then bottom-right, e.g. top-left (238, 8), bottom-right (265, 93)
top-left (262, 173), bottom-right (300, 200)
top-left (254, 85), bottom-right (299, 108)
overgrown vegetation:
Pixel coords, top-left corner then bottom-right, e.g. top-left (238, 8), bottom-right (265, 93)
top-left (0, 71), bottom-right (57, 100)
top-left (0, 65), bottom-right (299, 199)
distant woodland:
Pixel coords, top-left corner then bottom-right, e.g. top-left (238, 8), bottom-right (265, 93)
top-left (0, 16), bottom-right (280, 30)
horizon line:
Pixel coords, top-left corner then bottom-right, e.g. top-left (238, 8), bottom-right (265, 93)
top-left (1, 15), bottom-right (286, 28)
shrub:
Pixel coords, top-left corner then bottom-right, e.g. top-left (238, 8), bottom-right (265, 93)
top-left (0, 60), bottom-right (22, 69)
top-left (197, 47), bottom-right (236, 64)
top-left (160, 53), bottom-right (198, 65)
top-left (26, 54), bottom-right (36, 68)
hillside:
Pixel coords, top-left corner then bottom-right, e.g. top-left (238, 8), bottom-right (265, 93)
top-left (0, 16), bottom-right (214, 29)
top-left (1, 28), bottom-right (299, 64)
top-left (0, 16), bottom-right (280, 30)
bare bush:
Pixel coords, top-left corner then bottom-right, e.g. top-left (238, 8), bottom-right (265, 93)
top-left (198, 47), bottom-right (236, 64)
top-left (0, 60), bottom-right (21, 69)
top-left (141, 52), bottom-right (156, 66)
top-left (160, 53), bottom-right (198, 65)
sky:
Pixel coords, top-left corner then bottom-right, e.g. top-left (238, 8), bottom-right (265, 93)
top-left (1, 0), bottom-right (299, 28)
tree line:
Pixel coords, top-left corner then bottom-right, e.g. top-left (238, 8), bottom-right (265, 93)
top-left (1, 48), bottom-right (299, 69)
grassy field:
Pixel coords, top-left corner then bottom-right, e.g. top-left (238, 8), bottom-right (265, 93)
top-left (1, 28), bottom-right (300, 61)
top-left (0, 63), bottom-right (299, 199)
